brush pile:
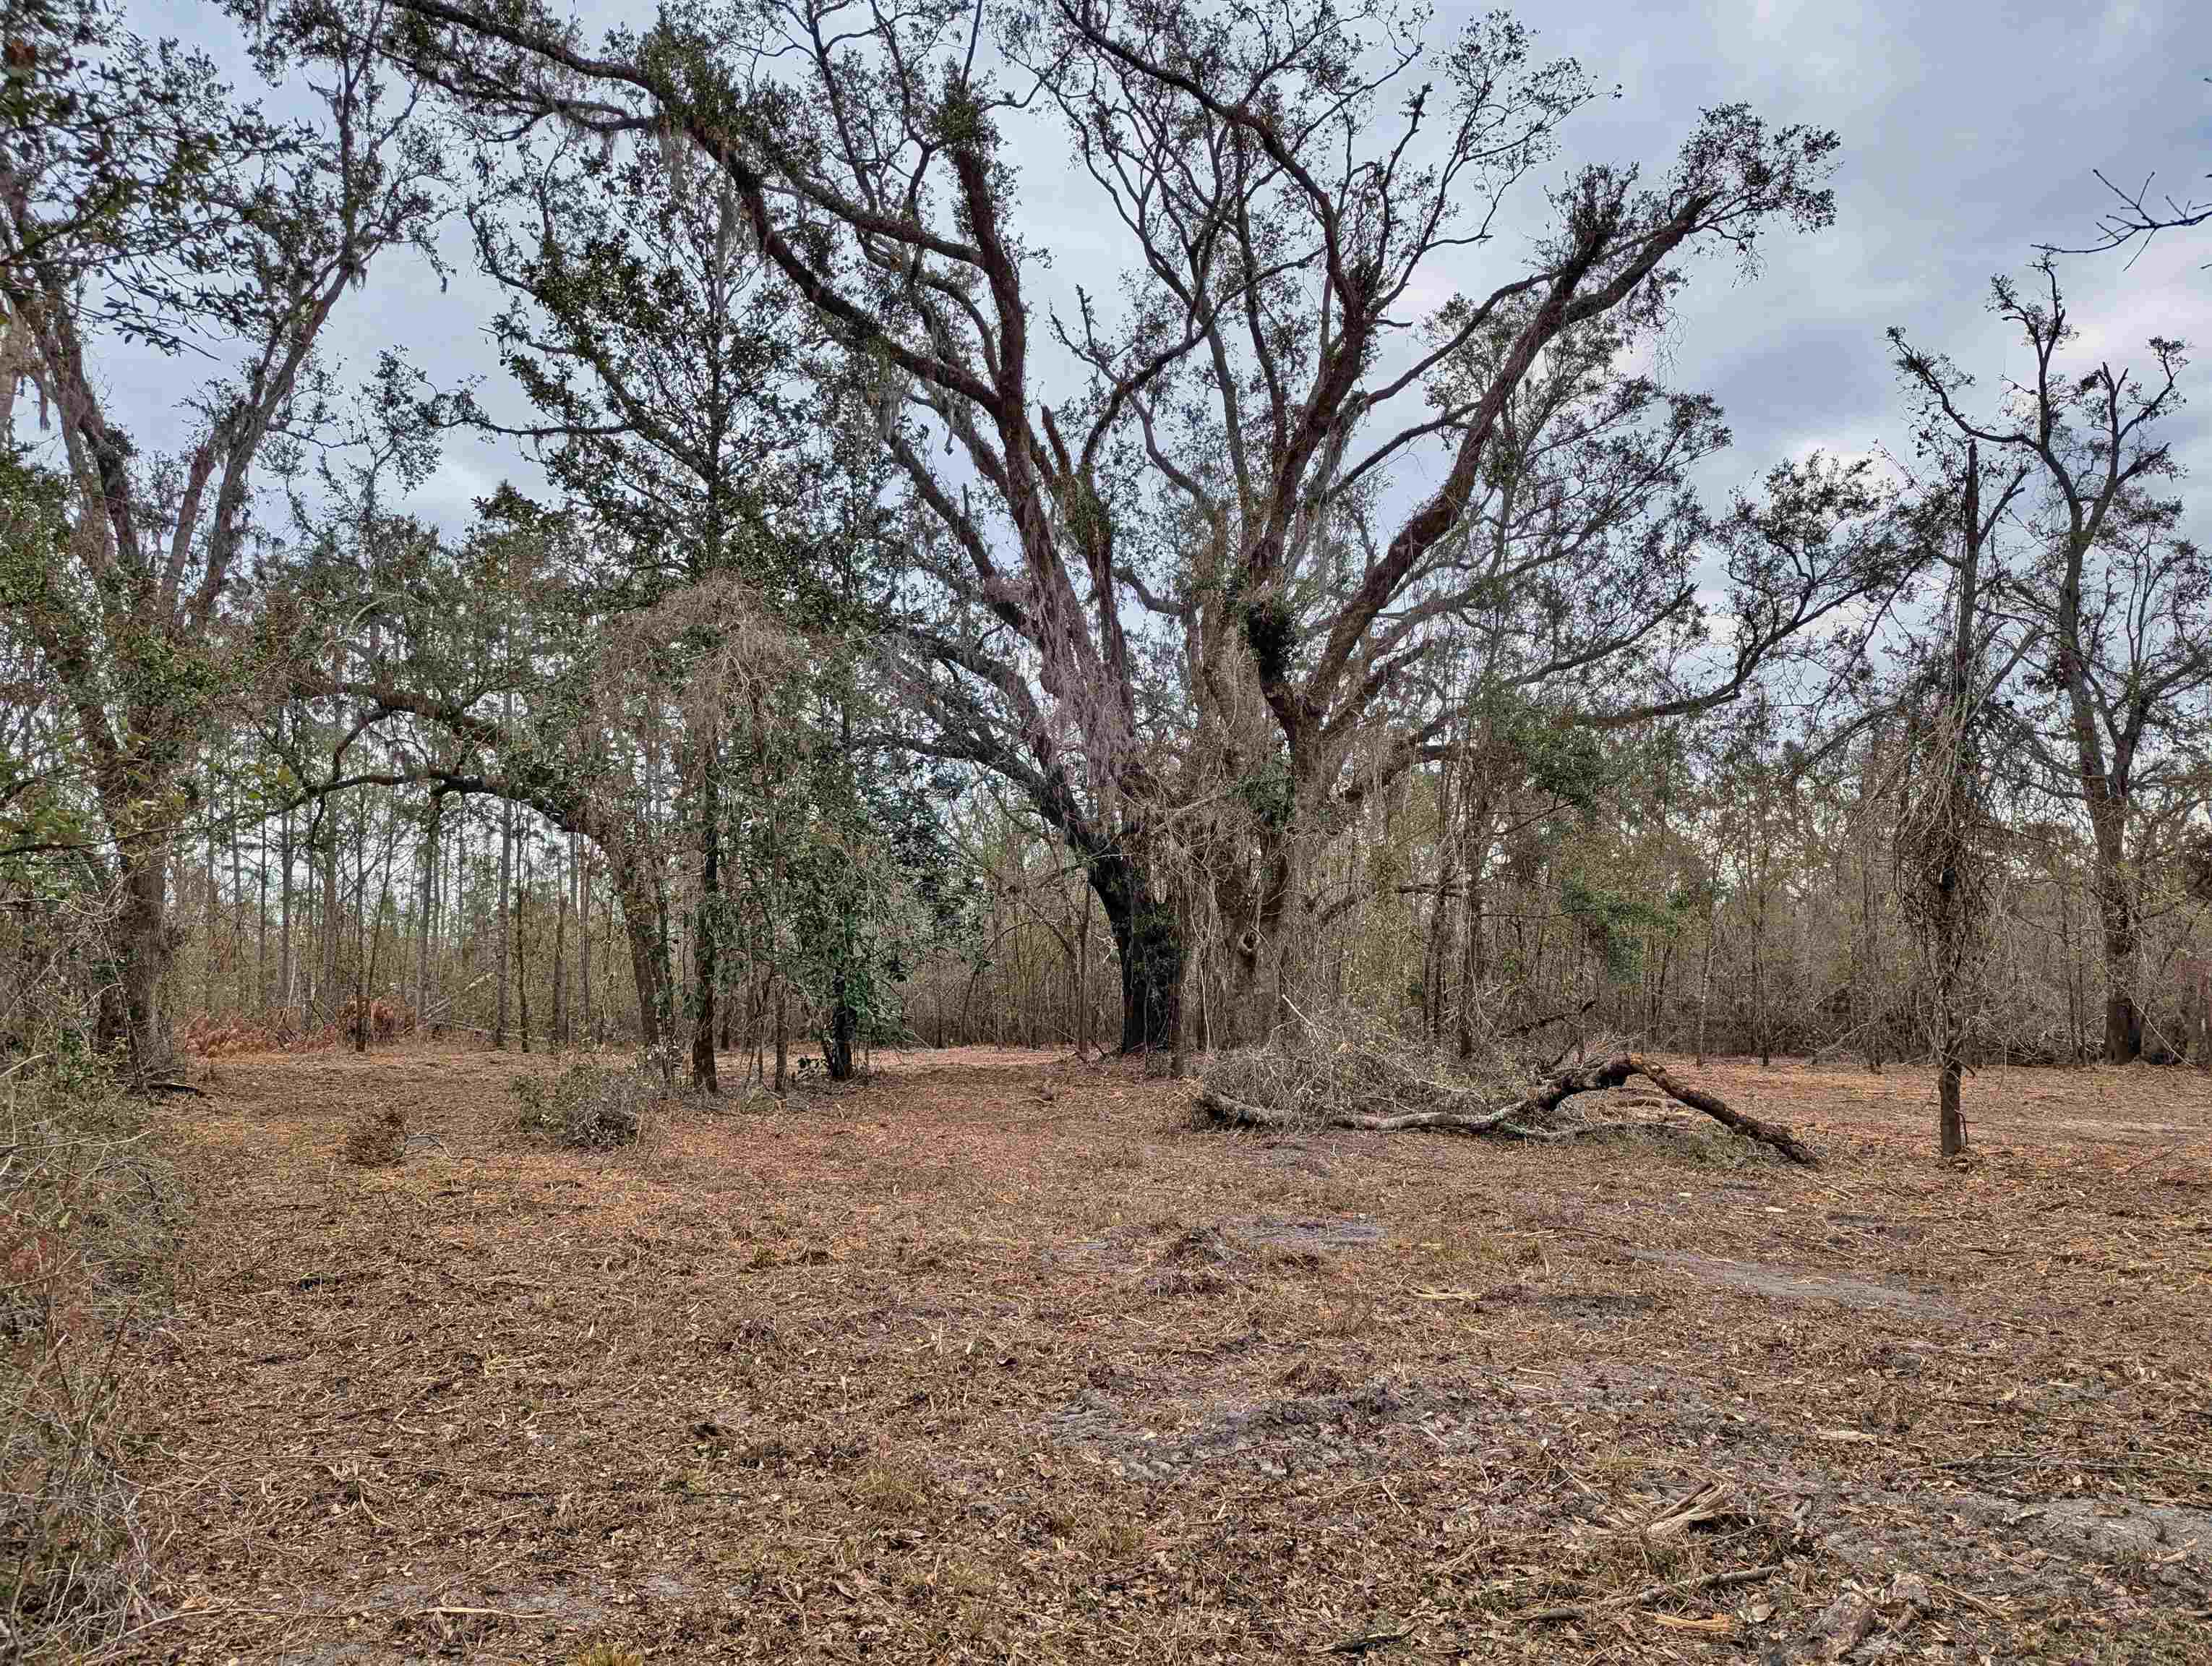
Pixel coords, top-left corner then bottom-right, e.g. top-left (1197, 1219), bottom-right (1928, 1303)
top-left (512, 1059), bottom-right (650, 1150)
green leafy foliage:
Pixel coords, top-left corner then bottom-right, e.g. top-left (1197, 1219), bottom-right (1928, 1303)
top-left (1560, 869), bottom-right (1684, 981)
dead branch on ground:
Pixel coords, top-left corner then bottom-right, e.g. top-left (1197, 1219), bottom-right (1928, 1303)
top-left (1199, 1050), bottom-right (1818, 1166)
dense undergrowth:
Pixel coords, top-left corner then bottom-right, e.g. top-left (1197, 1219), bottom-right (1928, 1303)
top-left (1, 1049), bottom-right (181, 1662)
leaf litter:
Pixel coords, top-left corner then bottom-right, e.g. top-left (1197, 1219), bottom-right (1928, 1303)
top-left (106, 1044), bottom-right (2212, 1662)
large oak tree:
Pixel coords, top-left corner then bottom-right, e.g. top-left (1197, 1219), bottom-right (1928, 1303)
top-left (388, 0), bottom-right (1898, 1048)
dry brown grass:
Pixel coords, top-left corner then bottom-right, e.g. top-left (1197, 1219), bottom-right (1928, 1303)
top-left (102, 1043), bottom-right (2212, 1663)
top-left (1, 1067), bottom-right (178, 1662)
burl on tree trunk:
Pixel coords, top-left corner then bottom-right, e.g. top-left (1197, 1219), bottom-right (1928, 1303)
top-left (1199, 1052), bottom-right (1819, 1167)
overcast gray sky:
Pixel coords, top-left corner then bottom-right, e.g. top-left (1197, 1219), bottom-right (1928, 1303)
top-left (98, 1), bottom-right (2212, 550)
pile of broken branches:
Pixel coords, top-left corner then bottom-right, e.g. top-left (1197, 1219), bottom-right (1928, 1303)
top-left (1197, 1016), bottom-right (1817, 1166)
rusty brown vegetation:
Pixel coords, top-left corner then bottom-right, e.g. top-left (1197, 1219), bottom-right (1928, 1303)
top-left (97, 1043), bottom-right (2212, 1664)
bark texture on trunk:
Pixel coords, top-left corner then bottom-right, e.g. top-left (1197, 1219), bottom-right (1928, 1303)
top-left (1089, 843), bottom-right (1183, 1054)
top-left (100, 847), bottom-right (176, 1082)
top-left (2096, 862), bottom-right (2142, 1064)
top-left (610, 849), bottom-right (671, 1058)
top-left (1937, 1059), bottom-right (1965, 1158)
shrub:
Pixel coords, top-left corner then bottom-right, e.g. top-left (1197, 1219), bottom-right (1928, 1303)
top-left (511, 1060), bottom-right (648, 1150)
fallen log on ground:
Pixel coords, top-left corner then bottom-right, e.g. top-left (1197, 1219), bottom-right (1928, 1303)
top-left (1197, 1051), bottom-right (1818, 1167)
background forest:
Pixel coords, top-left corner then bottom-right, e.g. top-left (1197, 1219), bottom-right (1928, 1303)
top-left (4, 0), bottom-right (2211, 1101)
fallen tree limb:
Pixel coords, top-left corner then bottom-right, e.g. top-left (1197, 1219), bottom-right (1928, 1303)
top-left (1198, 1053), bottom-right (1819, 1166)
top-left (1197, 1088), bottom-right (1535, 1137)
top-left (1624, 1054), bottom-right (1819, 1166)
top-left (1517, 1561), bottom-right (1783, 1625)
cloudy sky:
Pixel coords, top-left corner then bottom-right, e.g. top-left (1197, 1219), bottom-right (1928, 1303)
top-left (96, 0), bottom-right (2212, 548)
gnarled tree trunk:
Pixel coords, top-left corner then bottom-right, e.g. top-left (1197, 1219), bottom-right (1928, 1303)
top-left (98, 843), bottom-right (176, 1082)
top-left (1088, 842), bottom-right (1183, 1055)
top-left (1223, 833), bottom-right (1302, 1049)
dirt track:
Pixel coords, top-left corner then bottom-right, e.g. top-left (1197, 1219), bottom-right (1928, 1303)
top-left (118, 1045), bottom-right (2212, 1662)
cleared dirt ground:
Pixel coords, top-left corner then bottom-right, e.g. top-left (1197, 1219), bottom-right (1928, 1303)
top-left (114, 1046), bottom-right (2212, 1663)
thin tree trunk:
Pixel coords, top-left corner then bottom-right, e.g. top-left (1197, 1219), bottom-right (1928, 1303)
top-left (204, 808), bottom-right (219, 1020)
top-left (516, 824), bottom-right (531, 1053)
top-left (1753, 887), bottom-right (1771, 1067)
top-left (495, 793), bottom-right (513, 1051)
top-left (1695, 907), bottom-right (1716, 1067)
top-left (351, 800), bottom-right (370, 1052)
top-left (278, 804), bottom-right (293, 1033)
top-left (1861, 766), bottom-right (1883, 1073)
top-left (359, 809), bottom-right (400, 1052)
top-left (552, 834), bottom-right (567, 1047)
top-left (320, 802), bottom-right (340, 1026)
top-left (256, 829), bottom-right (269, 1025)
top-left (693, 728), bottom-right (720, 1093)
top-left (227, 797), bottom-right (244, 1019)
top-left (774, 977), bottom-right (788, 1093)
top-left (416, 792), bottom-right (440, 1035)
top-left (826, 967), bottom-right (856, 1080)
top-left (578, 840), bottom-right (593, 1045)
top-left (1456, 858), bottom-right (1486, 1059)
top-left (457, 815), bottom-right (473, 1025)
top-left (1076, 881), bottom-right (1090, 1059)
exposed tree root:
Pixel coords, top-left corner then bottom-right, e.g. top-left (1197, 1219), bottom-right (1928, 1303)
top-left (1197, 1051), bottom-right (1819, 1166)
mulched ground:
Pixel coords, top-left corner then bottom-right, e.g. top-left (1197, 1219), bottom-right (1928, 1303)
top-left (113, 1044), bottom-right (2212, 1663)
